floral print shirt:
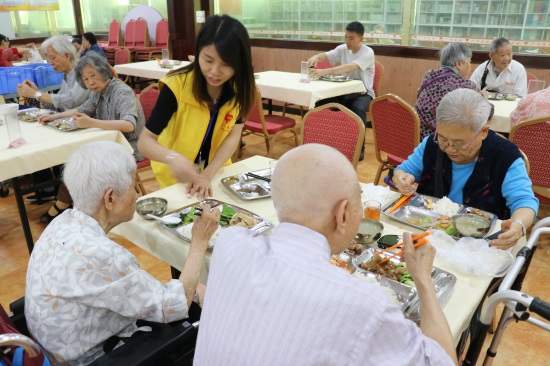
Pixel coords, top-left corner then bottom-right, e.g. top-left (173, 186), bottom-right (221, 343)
top-left (25, 209), bottom-right (188, 365)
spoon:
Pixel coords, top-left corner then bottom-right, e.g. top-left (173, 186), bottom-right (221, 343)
top-left (146, 214), bottom-right (182, 225)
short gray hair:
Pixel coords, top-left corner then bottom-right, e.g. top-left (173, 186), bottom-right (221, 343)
top-left (74, 52), bottom-right (113, 89)
top-left (41, 36), bottom-right (77, 62)
top-left (439, 42), bottom-right (472, 68)
top-left (489, 37), bottom-right (510, 54)
top-left (436, 89), bottom-right (492, 132)
top-left (64, 141), bottom-right (136, 215)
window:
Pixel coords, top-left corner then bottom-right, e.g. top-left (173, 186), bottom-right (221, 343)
top-left (80, 0), bottom-right (167, 33)
top-left (216, 0), bottom-right (550, 55)
top-left (10, 0), bottom-right (76, 37)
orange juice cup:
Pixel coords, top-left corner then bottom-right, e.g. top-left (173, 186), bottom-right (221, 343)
top-left (364, 200), bottom-right (381, 221)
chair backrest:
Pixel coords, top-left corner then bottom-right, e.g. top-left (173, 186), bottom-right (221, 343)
top-left (155, 19), bottom-right (169, 48)
top-left (245, 87), bottom-right (271, 135)
top-left (373, 61), bottom-right (384, 97)
top-left (138, 83), bottom-right (160, 121)
top-left (124, 19), bottom-right (135, 47)
top-left (509, 116), bottom-right (550, 201)
top-left (301, 103), bottom-right (366, 168)
top-left (368, 93), bottom-right (420, 163)
top-left (315, 60), bottom-right (332, 69)
top-left (133, 18), bottom-right (150, 48)
top-left (108, 19), bottom-right (122, 47)
top-left (114, 47), bottom-right (131, 66)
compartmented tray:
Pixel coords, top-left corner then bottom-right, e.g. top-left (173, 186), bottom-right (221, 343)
top-left (321, 75), bottom-right (354, 82)
top-left (160, 199), bottom-right (273, 248)
top-left (46, 118), bottom-right (80, 132)
top-left (17, 108), bottom-right (55, 122)
top-left (382, 194), bottom-right (497, 239)
top-left (221, 169), bottom-right (271, 200)
top-left (353, 248), bottom-right (456, 323)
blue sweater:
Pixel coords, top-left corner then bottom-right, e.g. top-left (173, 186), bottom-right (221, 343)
top-left (81, 44), bottom-right (106, 59)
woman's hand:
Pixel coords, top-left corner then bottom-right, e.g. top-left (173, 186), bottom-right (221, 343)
top-left (490, 219), bottom-right (523, 250)
top-left (392, 170), bottom-right (416, 196)
top-left (186, 174), bottom-right (213, 200)
top-left (38, 113), bottom-right (59, 124)
top-left (72, 112), bottom-right (95, 128)
top-left (17, 80), bottom-right (38, 98)
top-left (191, 203), bottom-right (220, 245)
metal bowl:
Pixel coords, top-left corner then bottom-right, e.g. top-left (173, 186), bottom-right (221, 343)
top-left (355, 218), bottom-right (384, 244)
top-left (136, 197), bottom-right (168, 219)
top-left (505, 94), bottom-right (518, 101)
top-left (452, 214), bottom-right (491, 238)
top-left (173, 60), bottom-right (182, 65)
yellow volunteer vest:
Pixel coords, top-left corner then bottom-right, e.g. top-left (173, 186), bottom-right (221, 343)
top-left (152, 71), bottom-right (240, 188)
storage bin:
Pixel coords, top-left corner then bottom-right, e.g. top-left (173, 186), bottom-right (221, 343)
top-left (0, 67), bottom-right (34, 94)
top-left (32, 66), bottom-right (64, 88)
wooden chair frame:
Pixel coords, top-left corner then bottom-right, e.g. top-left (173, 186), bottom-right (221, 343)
top-left (368, 93), bottom-right (420, 184)
top-left (301, 102), bottom-right (365, 169)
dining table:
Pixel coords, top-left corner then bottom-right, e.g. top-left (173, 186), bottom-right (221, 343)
top-left (0, 117), bottom-right (133, 253)
top-left (113, 60), bottom-right (190, 80)
top-left (111, 155), bottom-right (526, 346)
top-left (490, 99), bottom-right (519, 134)
top-left (255, 71), bottom-right (367, 110)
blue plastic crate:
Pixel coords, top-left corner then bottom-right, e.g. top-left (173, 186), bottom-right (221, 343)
top-left (33, 66), bottom-right (64, 88)
top-left (0, 67), bottom-right (34, 94)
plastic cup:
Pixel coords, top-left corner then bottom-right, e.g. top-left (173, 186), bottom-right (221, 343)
top-left (364, 200), bottom-right (381, 221)
top-left (300, 61), bottom-right (310, 83)
top-left (528, 79), bottom-right (546, 95)
top-left (162, 48), bottom-right (169, 61)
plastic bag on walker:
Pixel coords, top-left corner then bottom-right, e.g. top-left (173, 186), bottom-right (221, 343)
top-left (27, 46), bottom-right (44, 63)
top-left (429, 230), bottom-right (514, 277)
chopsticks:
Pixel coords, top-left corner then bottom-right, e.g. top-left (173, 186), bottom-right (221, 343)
top-left (378, 232), bottom-right (430, 264)
top-left (386, 194), bottom-right (412, 214)
top-left (246, 172), bottom-right (271, 183)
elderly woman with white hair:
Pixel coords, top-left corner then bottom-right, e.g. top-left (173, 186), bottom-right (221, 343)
top-left (392, 88), bottom-right (538, 249)
top-left (38, 52), bottom-right (146, 223)
top-left (25, 141), bottom-right (220, 365)
top-left (17, 35), bottom-right (90, 111)
top-left (414, 42), bottom-right (481, 137)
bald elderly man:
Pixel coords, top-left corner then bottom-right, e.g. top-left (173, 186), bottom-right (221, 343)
top-left (194, 144), bottom-right (457, 366)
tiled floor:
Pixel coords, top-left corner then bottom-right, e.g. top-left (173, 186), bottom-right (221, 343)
top-left (1, 124), bottom-right (549, 365)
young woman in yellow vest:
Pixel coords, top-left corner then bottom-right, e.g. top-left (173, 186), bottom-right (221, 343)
top-left (138, 15), bottom-right (255, 199)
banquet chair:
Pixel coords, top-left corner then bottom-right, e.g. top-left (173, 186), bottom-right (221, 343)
top-left (237, 87), bottom-right (299, 159)
top-left (373, 61), bottom-right (385, 97)
top-left (102, 20), bottom-right (124, 65)
top-left (509, 116), bottom-right (550, 206)
top-left (134, 19), bottom-right (169, 61)
top-left (368, 93), bottom-right (420, 184)
top-left (133, 18), bottom-right (151, 49)
top-left (526, 71), bottom-right (538, 84)
top-left (301, 103), bottom-right (365, 169)
top-left (114, 47), bottom-right (132, 84)
top-left (122, 19), bottom-right (136, 51)
top-left (134, 83), bottom-right (160, 195)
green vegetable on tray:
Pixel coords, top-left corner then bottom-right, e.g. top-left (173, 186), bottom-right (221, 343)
top-left (172, 204), bottom-right (237, 227)
top-left (395, 262), bottom-right (416, 287)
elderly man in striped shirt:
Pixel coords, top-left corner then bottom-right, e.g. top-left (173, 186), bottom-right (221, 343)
top-left (195, 144), bottom-right (457, 366)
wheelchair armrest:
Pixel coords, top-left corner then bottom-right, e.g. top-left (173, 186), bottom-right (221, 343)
top-left (9, 296), bottom-right (25, 316)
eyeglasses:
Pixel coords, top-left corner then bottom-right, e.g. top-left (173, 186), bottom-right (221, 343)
top-left (434, 128), bottom-right (484, 151)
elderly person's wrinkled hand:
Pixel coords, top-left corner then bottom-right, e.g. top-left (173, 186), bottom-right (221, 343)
top-left (17, 79), bottom-right (38, 98)
top-left (72, 112), bottom-right (94, 128)
top-left (307, 55), bottom-right (319, 67)
top-left (309, 68), bottom-right (328, 79)
top-left (402, 232), bottom-right (436, 285)
top-left (490, 219), bottom-right (523, 250)
top-left (186, 174), bottom-right (213, 200)
top-left (38, 113), bottom-right (58, 124)
top-left (392, 170), bottom-right (416, 196)
top-left (192, 203), bottom-right (220, 244)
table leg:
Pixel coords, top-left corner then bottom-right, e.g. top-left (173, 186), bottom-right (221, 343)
top-left (268, 99), bottom-right (273, 114)
top-left (11, 176), bottom-right (34, 254)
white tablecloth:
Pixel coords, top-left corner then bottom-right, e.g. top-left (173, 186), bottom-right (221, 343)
top-left (111, 155), bottom-right (525, 345)
top-left (114, 60), bottom-right (190, 80)
top-left (255, 71), bottom-right (367, 109)
top-left (0, 120), bottom-right (133, 181)
top-left (490, 99), bottom-right (519, 133)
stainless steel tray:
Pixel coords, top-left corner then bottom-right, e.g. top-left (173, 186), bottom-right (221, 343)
top-left (17, 108), bottom-right (55, 122)
top-left (221, 169), bottom-right (271, 200)
top-left (382, 194), bottom-right (497, 238)
top-left (321, 75), bottom-right (354, 82)
top-left (46, 118), bottom-right (80, 132)
top-left (353, 248), bottom-right (456, 323)
top-left (160, 199), bottom-right (273, 248)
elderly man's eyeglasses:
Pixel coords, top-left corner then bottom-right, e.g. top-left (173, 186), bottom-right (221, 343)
top-left (434, 128), bottom-right (484, 151)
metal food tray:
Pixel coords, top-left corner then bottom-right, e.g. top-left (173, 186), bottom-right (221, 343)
top-left (321, 75), bottom-right (354, 82)
top-left (221, 169), bottom-right (271, 200)
top-left (382, 194), bottom-right (497, 239)
top-left (46, 118), bottom-right (80, 132)
top-left (353, 248), bottom-right (456, 323)
top-left (17, 108), bottom-right (55, 122)
top-left (160, 199), bottom-right (273, 248)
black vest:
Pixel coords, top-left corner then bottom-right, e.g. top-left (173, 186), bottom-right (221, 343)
top-left (417, 130), bottom-right (521, 219)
